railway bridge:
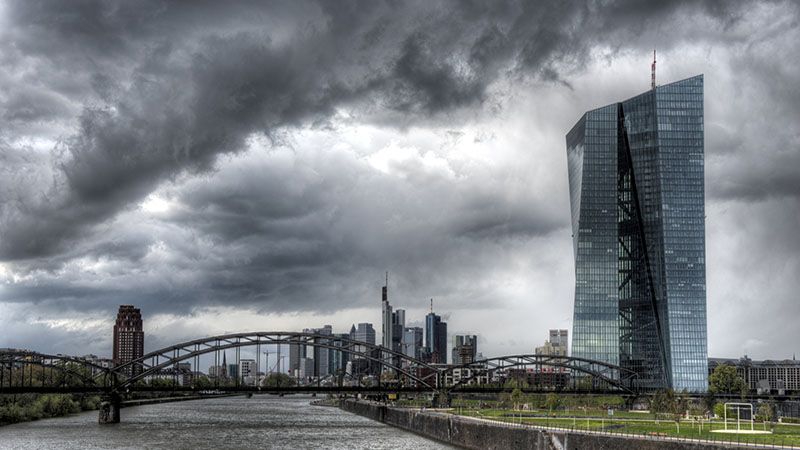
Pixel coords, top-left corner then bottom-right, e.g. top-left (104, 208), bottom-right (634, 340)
top-left (1, 332), bottom-right (638, 423)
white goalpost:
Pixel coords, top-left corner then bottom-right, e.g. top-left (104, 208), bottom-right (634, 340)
top-left (724, 402), bottom-right (753, 433)
top-left (711, 402), bottom-right (772, 435)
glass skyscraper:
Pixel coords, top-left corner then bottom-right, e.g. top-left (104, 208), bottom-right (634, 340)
top-left (566, 75), bottom-right (708, 392)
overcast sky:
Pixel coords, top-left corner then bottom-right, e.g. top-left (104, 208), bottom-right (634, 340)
top-left (1, 0), bottom-right (798, 362)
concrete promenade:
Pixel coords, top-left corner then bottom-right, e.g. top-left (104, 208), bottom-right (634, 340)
top-left (339, 399), bottom-right (791, 449)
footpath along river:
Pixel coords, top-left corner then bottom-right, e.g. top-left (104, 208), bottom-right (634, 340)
top-left (0, 396), bottom-right (455, 449)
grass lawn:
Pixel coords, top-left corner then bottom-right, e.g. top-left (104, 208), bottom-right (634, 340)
top-left (451, 409), bottom-right (800, 447)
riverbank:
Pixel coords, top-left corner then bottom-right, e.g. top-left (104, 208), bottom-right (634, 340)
top-left (339, 399), bottom-right (762, 450)
top-left (0, 393), bottom-right (241, 427)
top-left (0, 394), bottom-right (99, 426)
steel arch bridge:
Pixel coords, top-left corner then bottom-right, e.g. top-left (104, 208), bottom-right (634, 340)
top-left (1, 332), bottom-right (643, 422)
top-left (112, 331), bottom-right (441, 391)
top-left (442, 354), bottom-right (638, 394)
top-left (0, 350), bottom-right (114, 392)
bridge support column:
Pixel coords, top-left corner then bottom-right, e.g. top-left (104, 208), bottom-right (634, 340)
top-left (99, 393), bottom-right (121, 424)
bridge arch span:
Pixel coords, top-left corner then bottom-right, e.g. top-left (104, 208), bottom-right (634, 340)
top-left (443, 354), bottom-right (638, 394)
top-left (113, 332), bottom-right (441, 392)
top-left (0, 350), bottom-right (112, 390)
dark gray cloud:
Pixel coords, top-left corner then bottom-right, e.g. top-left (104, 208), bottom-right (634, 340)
top-left (2, 0), bottom-right (768, 261)
top-left (0, 0), bottom-right (799, 359)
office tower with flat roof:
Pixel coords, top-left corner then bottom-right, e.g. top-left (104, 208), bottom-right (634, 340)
top-left (566, 74), bottom-right (708, 392)
top-left (549, 329), bottom-right (568, 351)
top-left (402, 327), bottom-right (424, 360)
top-left (112, 304), bottom-right (144, 376)
top-left (536, 330), bottom-right (568, 357)
top-left (425, 300), bottom-right (448, 364)
top-left (239, 359), bottom-right (256, 385)
top-left (350, 322), bottom-right (376, 354)
top-left (289, 342), bottom-right (306, 374)
top-left (303, 325), bottom-right (332, 377)
top-left (391, 309), bottom-right (405, 355)
top-left (330, 332), bottom-right (350, 375)
top-left (452, 335), bottom-right (477, 365)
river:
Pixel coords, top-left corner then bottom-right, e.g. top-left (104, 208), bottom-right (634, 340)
top-left (0, 396), bottom-right (454, 449)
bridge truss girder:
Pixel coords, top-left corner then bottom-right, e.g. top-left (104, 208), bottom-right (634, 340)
top-left (113, 332), bottom-right (441, 392)
top-left (442, 354), bottom-right (638, 394)
top-left (1, 340), bottom-right (642, 397)
top-left (0, 351), bottom-right (114, 391)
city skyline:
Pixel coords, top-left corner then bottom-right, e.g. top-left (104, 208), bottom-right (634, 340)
top-left (1, 1), bottom-right (799, 363)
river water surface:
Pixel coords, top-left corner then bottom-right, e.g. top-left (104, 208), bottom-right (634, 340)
top-left (0, 396), bottom-right (453, 449)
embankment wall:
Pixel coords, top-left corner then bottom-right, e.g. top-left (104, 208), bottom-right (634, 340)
top-left (339, 399), bottom-right (740, 450)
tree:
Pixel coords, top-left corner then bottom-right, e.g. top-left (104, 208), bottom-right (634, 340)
top-left (651, 390), bottom-right (687, 431)
top-left (713, 402), bottom-right (726, 419)
top-left (709, 365), bottom-right (747, 397)
top-left (510, 388), bottom-right (524, 410)
top-left (545, 393), bottom-right (561, 414)
top-left (147, 377), bottom-right (176, 388)
top-left (192, 375), bottom-right (214, 389)
top-left (702, 390), bottom-right (716, 415)
top-left (380, 371), bottom-right (397, 383)
top-left (651, 389), bottom-right (673, 419)
top-left (757, 402), bottom-right (776, 423)
top-left (262, 373), bottom-right (296, 387)
top-left (673, 391), bottom-right (689, 432)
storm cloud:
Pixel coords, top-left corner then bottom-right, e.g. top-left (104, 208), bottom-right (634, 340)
top-left (0, 0), bottom-right (798, 360)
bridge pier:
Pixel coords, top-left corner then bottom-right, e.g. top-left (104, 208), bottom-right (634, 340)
top-left (99, 394), bottom-right (121, 424)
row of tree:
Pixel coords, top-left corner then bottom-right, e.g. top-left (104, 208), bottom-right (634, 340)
top-left (0, 394), bottom-right (101, 426)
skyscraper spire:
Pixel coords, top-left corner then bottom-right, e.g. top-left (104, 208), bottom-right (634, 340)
top-left (651, 49), bottom-right (656, 89)
top-left (430, 298), bottom-right (433, 313)
top-left (382, 271), bottom-right (388, 302)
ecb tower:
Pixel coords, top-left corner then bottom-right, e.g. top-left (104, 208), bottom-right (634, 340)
top-left (566, 75), bottom-right (708, 392)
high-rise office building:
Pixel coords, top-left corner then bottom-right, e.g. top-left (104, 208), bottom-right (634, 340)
top-left (239, 359), bottom-right (256, 384)
top-left (381, 274), bottom-right (392, 348)
top-left (330, 332), bottom-right (351, 375)
top-left (298, 357), bottom-right (315, 380)
top-left (391, 309), bottom-right (405, 356)
top-left (289, 341), bottom-right (306, 374)
top-left (452, 335), bottom-right (477, 365)
top-left (566, 74), bottom-right (708, 392)
top-left (380, 273), bottom-right (393, 370)
top-left (350, 322), bottom-right (375, 352)
top-left (112, 304), bottom-right (144, 376)
top-left (402, 327), bottom-right (424, 360)
top-left (227, 363), bottom-right (238, 379)
top-left (302, 325), bottom-right (332, 377)
top-left (425, 301), bottom-right (448, 364)
top-left (535, 330), bottom-right (568, 357)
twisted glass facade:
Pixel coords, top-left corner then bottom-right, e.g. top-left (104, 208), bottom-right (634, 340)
top-left (566, 75), bottom-right (708, 392)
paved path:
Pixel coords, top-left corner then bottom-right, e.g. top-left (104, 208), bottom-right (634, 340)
top-left (438, 411), bottom-right (796, 449)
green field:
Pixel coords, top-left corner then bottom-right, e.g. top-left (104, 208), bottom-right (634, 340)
top-left (451, 408), bottom-right (800, 448)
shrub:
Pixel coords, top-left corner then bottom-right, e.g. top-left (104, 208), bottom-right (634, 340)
top-left (713, 402), bottom-right (726, 418)
top-left (80, 395), bottom-right (102, 411)
top-left (0, 404), bottom-right (26, 425)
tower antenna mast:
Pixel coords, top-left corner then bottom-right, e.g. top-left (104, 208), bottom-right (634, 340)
top-left (651, 49), bottom-right (656, 89)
